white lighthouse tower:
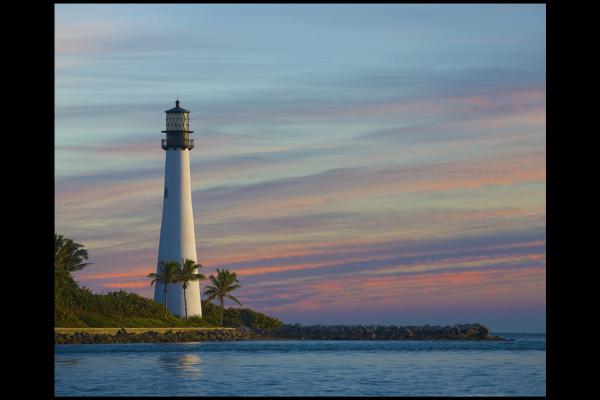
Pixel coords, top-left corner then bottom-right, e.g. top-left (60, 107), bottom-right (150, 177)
top-left (154, 99), bottom-right (202, 317)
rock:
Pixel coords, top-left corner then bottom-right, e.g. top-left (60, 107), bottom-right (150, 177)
top-left (54, 322), bottom-right (506, 344)
top-left (264, 323), bottom-right (504, 341)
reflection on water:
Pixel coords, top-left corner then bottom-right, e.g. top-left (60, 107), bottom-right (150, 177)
top-left (159, 352), bottom-right (203, 378)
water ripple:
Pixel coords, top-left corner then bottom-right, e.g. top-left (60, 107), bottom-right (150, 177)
top-left (55, 333), bottom-right (545, 396)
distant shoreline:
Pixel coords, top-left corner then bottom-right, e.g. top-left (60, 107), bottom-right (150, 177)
top-left (55, 323), bottom-right (506, 344)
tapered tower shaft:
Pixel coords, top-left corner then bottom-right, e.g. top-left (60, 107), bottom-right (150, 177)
top-left (154, 100), bottom-right (202, 317)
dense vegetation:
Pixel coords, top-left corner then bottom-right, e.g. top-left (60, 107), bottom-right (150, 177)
top-left (55, 234), bottom-right (283, 330)
top-left (203, 301), bottom-right (284, 330)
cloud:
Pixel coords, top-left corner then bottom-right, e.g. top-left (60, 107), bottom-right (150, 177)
top-left (100, 281), bottom-right (150, 289)
top-left (240, 261), bottom-right (545, 315)
top-left (332, 86), bottom-right (545, 125)
top-left (74, 225), bottom-right (545, 324)
top-left (188, 149), bottom-right (545, 223)
top-left (55, 4), bottom-right (545, 330)
top-left (58, 148), bottom-right (545, 280)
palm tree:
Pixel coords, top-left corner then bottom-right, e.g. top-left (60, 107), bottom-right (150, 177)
top-left (55, 233), bottom-right (91, 272)
top-left (203, 268), bottom-right (242, 327)
top-left (147, 260), bottom-right (180, 317)
top-left (177, 258), bottom-right (207, 318)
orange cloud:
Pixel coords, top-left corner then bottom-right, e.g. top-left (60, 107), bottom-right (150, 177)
top-left (258, 263), bottom-right (545, 314)
top-left (331, 87), bottom-right (545, 120)
top-left (80, 267), bottom-right (151, 281)
top-left (100, 281), bottom-right (150, 289)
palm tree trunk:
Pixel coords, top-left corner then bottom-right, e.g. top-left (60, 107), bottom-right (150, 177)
top-left (220, 296), bottom-right (224, 327)
top-left (183, 286), bottom-right (188, 318)
top-left (164, 285), bottom-right (168, 317)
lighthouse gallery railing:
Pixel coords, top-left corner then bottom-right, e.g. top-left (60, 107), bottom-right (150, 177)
top-left (161, 138), bottom-right (194, 150)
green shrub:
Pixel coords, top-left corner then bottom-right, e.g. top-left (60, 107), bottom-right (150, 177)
top-left (239, 308), bottom-right (283, 330)
top-left (54, 268), bottom-right (204, 328)
top-left (55, 261), bottom-right (282, 329)
top-left (223, 308), bottom-right (243, 327)
top-left (184, 316), bottom-right (214, 327)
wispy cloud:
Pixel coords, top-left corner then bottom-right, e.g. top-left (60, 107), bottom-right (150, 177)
top-left (57, 4), bottom-right (545, 331)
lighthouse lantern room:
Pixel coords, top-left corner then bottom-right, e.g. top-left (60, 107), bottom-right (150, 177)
top-left (161, 99), bottom-right (194, 150)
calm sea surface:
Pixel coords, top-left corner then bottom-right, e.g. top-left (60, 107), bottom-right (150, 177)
top-left (55, 333), bottom-right (545, 396)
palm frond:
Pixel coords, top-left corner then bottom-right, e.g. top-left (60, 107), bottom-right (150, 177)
top-left (209, 275), bottom-right (220, 286)
top-left (55, 233), bottom-right (92, 272)
top-left (177, 259), bottom-right (207, 286)
top-left (203, 286), bottom-right (218, 295)
top-left (195, 273), bottom-right (207, 281)
top-left (203, 292), bottom-right (218, 302)
top-left (226, 294), bottom-right (242, 306)
top-left (200, 268), bottom-right (242, 308)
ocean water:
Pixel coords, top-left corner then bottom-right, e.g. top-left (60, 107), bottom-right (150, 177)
top-left (55, 333), bottom-right (545, 396)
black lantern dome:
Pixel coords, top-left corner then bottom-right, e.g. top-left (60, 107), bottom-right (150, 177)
top-left (165, 99), bottom-right (190, 114)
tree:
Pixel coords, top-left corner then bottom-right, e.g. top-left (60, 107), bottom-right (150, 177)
top-left (55, 233), bottom-right (91, 272)
top-left (203, 268), bottom-right (242, 327)
top-left (147, 260), bottom-right (180, 317)
top-left (177, 258), bottom-right (207, 318)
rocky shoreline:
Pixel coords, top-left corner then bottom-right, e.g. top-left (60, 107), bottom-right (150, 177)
top-left (264, 323), bottom-right (505, 341)
top-left (55, 323), bottom-right (505, 344)
top-left (55, 328), bottom-right (249, 344)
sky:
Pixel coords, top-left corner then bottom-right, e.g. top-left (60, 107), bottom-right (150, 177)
top-left (55, 4), bottom-right (546, 332)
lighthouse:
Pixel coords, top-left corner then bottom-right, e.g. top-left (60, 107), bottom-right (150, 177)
top-left (154, 99), bottom-right (202, 317)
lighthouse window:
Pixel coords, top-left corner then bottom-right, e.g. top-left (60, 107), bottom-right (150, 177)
top-left (164, 188), bottom-right (168, 198)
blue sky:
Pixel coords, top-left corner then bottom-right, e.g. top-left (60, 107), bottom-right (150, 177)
top-left (55, 4), bottom-right (546, 332)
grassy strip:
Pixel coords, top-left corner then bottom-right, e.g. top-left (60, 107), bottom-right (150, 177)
top-left (55, 327), bottom-right (236, 335)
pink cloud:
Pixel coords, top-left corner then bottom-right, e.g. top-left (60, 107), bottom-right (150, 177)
top-left (100, 281), bottom-right (150, 289)
top-left (330, 86), bottom-right (545, 120)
